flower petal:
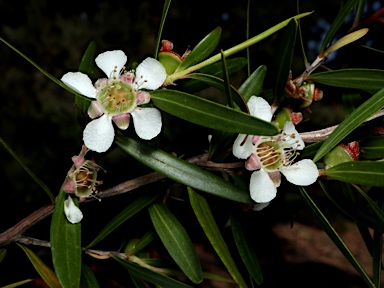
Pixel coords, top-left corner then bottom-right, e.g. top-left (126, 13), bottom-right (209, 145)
top-left (131, 107), bottom-right (162, 140)
top-left (247, 96), bottom-right (273, 122)
top-left (281, 121), bottom-right (305, 150)
top-left (64, 196), bottom-right (83, 224)
top-left (88, 101), bottom-right (104, 119)
top-left (250, 169), bottom-right (277, 203)
top-left (135, 57), bottom-right (166, 90)
top-left (95, 50), bottom-right (127, 79)
top-left (83, 114), bottom-right (115, 153)
top-left (61, 72), bottom-right (97, 99)
top-left (112, 113), bottom-right (130, 130)
top-left (233, 134), bottom-right (254, 159)
top-left (280, 159), bottom-right (318, 186)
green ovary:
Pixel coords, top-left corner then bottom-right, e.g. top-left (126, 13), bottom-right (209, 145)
top-left (98, 81), bottom-right (136, 114)
top-left (256, 141), bottom-right (282, 171)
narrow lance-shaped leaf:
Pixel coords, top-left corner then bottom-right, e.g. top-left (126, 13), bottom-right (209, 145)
top-left (50, 189), bottom-right (82, 288)
top-left (154, 0), bottom-right (172, 58)
top-left (115, 136), bottom-right (251, 203)
top-left (149, 203), bottom-right (203, 284)
top-left (176, 26), bottom-right (222, 72)
top-left (87, 191), bottom-right (161, 248)
top-left (150, 89), bottom-right (279, 136)
top-left (359, 136), bottom-right (384, 159)
top-left (320, 0), bottom-right (360, 54)
top-left (324, 161), bottom-right (384, 187)
top-left (1, 279), bottom-right (34, 288)
top-left (112, 255), bottom-right (193, 288)
top-left (221, 50), bottom-right (234, 108)
top-left (299, 187), bottom-right (374, 287)
top-left (313, 87), bottom-right (384, 162)
top-left (188, 188), bottom-right (248, 288)
top-left (238, 65), bottom-right (267, 103)
top-left (17, 244), bottom-right (61, 288)
top-left (80, 263), bottom-right (100, 288)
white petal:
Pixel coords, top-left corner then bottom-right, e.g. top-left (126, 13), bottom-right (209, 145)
top-left (282, 121), bottom-right (305, 150)
top-left (131, 107), bottom-right (162, 140)
top-left (233, 134), bottom-right (254, 159)
top-left (83, 114), bottom-right (115, 153)
top-left (247, 96), bottom-right (273, 122)
top-left (95, 50), bottom-right (127, 78)
top-left (280, 159), bottom-right (318, 186)
top-left (250, 169), bottom-right (277, 203)
top-left (61, 72), bottom-right (97, 99)
top-left (64, 196), bottom-right (83, 224)
top-left (135, 57), bottom-right (167, 90)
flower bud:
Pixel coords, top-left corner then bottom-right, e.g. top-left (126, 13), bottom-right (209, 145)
top-left (323, 141), bottom-right (360, 169)
top-left (273, 107), bottom-right (303, 130)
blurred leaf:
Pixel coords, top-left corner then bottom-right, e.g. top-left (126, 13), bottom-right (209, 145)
top-left (1, 279), bottom-right (33, 288)
top-left (154, 0), bottom-right (172, 58)
top-left (313, 88), bottom-right (384, 162)
top-left (176, 27), bottom-right (222, 72)
top-left (185, 73), bottom-right (248, 112)
top-left (230, 213), bottom-right (263, 285)
top-left (308, 69), bottom-right (384, 93)
top-left (299, 187), bottom-right (374, 287)
top-left (274, 19), bottom-right (297, 101)
top-left (320, 0), bottom-right (360, 54)
top-left (360, 136), bottom-right (384, 159)
top-left (87, 191), bottom-right (161, 248)
top-left (80, 263), bottom-right (100, 288)
top-left (0, 137), bottom-right (54, 203)
top-left (208, 130), bottom-right (236, 160)
top-left (181, 58), bottom-right (247, 93)
top-left (124, 230), bottom-right (156, 255)
top-left (129, 271), bottom-right (148, 288)
top-left (50, 189), bottom-right (82, 288)
top-left (116, 136), bottom-right (251, 203)
top-left (17, 244), bottom-right (61, 288)
top-left (325, 161), bottom-right (384, 186)
top-left (300, 141), bottom-right (324, 159)
top-left (238, 65), bottom-right (267, 103)
top-left (202, 271), bottom-right (235, 283)
top-left (188, 188), bottom-right (248, 288)
top-left (149, 203), bottom-right (203, 284)
top-left (0, 36), bottom-right (88, 99)
top-left (220, 50), bottom-right (234, 108)
top-left (76, 41), bottom-right (97, 117)
top-left (150, 89), bottom-right (279, 136)
top-left (112, 255), bottom-right (193, 288)
top-left (342, 93), bottom-right (363, 118)
top-left (0, 248), bottom-right (6, 263)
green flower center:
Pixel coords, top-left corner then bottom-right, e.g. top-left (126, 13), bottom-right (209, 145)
top-left (97, 81), bottom-right (136, 114)
top-left (256, 141), bottom-right (282, 171)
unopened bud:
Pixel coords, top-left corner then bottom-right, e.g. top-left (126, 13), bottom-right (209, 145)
top-left (324, 141), bottom-right (360, 169)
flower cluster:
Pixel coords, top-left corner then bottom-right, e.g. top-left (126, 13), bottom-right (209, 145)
top-left (233, 96), bottom-right (318, 203)
top-left (61, 50), bottom-right (167, 153)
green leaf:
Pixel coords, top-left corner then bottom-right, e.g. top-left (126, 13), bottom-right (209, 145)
top-left (274, 19), bottom-right (297, 101)
top-left (154, 0), bottom-right (172, 58)
top-left (0, 248), bottom-right (7, 263)
top-left (320, 0), bottom-right (360, 53)
top-left (115, 136), bottom-right (251, 203)
top-left (112, 255), bottom-right (193, 288)
top-left (230, 214), bottom-right (263, 285)
top-left (238, 65), bottom-right (267, 103)
top-left (325, 161), bottom-right (384, 187)
top-left (308, 69), bottom-right (384, 93)
top-left (124, 230), bottom-right (156, 255)
top-left (17, 244), bottom-right (61, 288)
top-left (188, 188), bottom-right (248, 288)
top-left (342, 93), bottom-right (363, 118)
top-left (360, 136), bottom-right (384, 159)
top-left (80, 263), bottom-right (100, 288)
top-left (87, 191), bottom-right (160, 248)
top-left (176, 27), bottom-right (222, 73)
top-left (149, 203), bottom-right (203, 284)
top-left (76, 42), bottom-right (97, 117)
top-left (0, 136), bottom-right (54, 203)
top-left (150, 89), bottom-right (279, 136)
top-left (372, 193), bottom-right (383, 287)
top-left (181, 58), bottom-right (247, 93)
top-left (50, 189), bottom-right (82, 288)
top-left (299, 187), bottom-right (374, 287)
top-left (313, 88), bottom-right (384, 162)
top-left (1, 279), bottom-right (33, 288)
top-left (185, 73), bottom-right (248, 112)
top-left (220, 50), bottom-right (234, 108)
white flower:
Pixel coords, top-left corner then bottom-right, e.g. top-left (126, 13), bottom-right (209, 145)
top-left (64, 196), bottom-right (83, 224)
top-left (233, 96), bottom-right (318, 203)
top-left (61, 50), bottom-right (167, 153)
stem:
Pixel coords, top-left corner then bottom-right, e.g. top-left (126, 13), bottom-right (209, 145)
top-left (164, 12), bottom-right (312, 85)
